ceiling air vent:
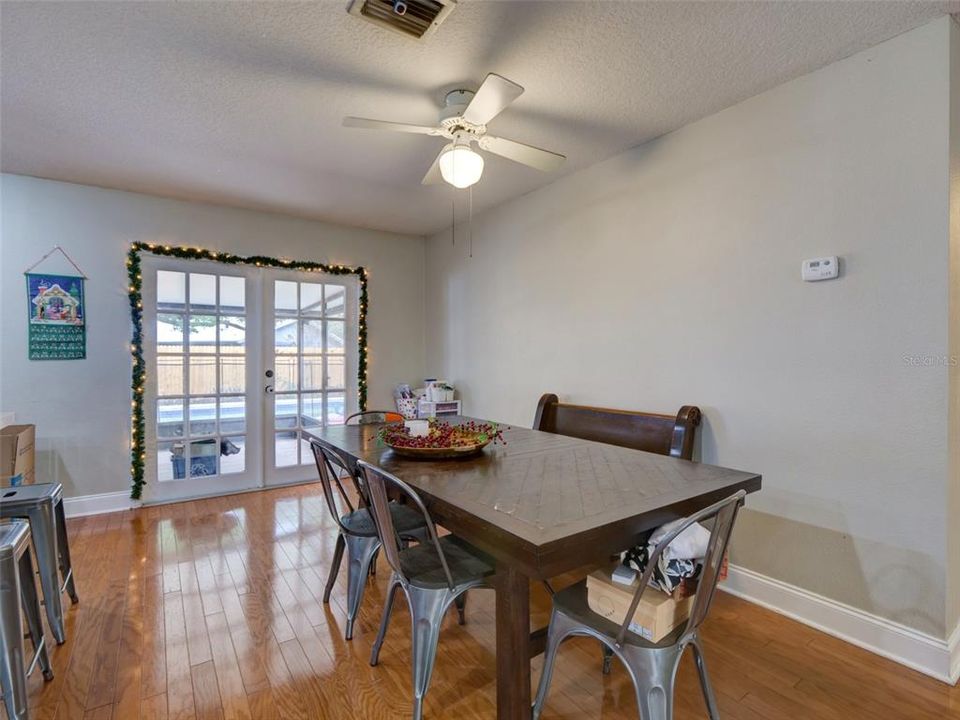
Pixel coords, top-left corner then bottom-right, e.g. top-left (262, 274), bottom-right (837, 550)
top-left (348, 0), bottom-right (456, 41)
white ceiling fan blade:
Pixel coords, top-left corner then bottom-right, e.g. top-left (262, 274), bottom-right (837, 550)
top-left (343, 117), bottom-right (443, 136)
top-left (462, 74), bottom-right (524, 126)
top-left (478, 135), bottom-right (566, 172)
top-left (421, 150), bottom-right (444, 185)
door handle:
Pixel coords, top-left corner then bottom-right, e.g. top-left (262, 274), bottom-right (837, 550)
top-left (264, 385), bottom-right (274, 394)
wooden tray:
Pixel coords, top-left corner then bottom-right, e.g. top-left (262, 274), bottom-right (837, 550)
top-left (385, 438), bottom-right (491, 459)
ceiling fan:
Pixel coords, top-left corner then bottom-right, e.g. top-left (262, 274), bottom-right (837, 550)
top-left (342, 73), bottom-right (566, 189)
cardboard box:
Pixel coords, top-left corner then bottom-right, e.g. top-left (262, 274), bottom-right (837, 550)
top-left (1, 424), bottom-right (36, 487)
top-left (586, 566), bottom-right (693, 642)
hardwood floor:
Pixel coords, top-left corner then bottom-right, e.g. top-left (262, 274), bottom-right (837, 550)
top-left (12, 483), bottom-right (960, 720)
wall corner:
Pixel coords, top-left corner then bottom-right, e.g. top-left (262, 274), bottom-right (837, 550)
top-left (946, 14), bottom-right (960, 640)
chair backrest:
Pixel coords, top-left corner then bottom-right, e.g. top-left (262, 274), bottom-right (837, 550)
top-left (533, 393), bottom-right (701, 460)
top-left (345, 410), bottom-right (405, 425)
top-left (309, 438), bottom-right (360, 535)
top-left (615, 490), bottom-right (746, 648)
top-left (356, 460), bottom-right (456, 592)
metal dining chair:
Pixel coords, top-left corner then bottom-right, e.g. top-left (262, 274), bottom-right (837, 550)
top-left (532, 490), bottom-right (746, 720)
top-left (309, 438), bottom-right (428, 640)
top-left (345, 410), bottom-right (405, 425)
top-left (359, 460), bottom-right (496, 720)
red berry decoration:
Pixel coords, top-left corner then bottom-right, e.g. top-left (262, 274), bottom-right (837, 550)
top-left (375, 419), bottom-right (507, 454)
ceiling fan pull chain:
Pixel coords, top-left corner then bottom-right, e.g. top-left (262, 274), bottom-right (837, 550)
top-left (451, 145), bottom-right (456, 245)
top-left (469, 185), bottom-right (473, 259)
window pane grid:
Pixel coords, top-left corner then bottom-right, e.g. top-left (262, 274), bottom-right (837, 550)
top-left (273, 279), bottom-right (350, 467)
top-left (155, 270), bottom-right (248, 481)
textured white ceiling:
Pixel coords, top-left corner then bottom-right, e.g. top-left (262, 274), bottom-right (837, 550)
top-left (2, 1), bottom-right (957, 236)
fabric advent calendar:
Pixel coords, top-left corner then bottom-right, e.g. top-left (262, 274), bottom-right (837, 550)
top-left (25, 273), bottom-right (86, 360)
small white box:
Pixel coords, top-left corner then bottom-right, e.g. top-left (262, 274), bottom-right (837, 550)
top-left (404, 420), bottom-right (430, 437)
top-left (417, 400), bottom-right (461, 419)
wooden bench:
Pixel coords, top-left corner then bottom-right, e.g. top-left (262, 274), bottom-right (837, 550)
top-left (533, 393), bottom-right (702, 460)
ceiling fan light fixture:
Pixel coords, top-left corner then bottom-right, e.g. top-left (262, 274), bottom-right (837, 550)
top-left (439, 142), bottom-right (484, 189)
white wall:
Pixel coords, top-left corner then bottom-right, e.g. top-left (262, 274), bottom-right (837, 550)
top-left (948, 15), bottom-right (960, 640)
top-left (0, 175), bottom-right (425, 498)
top-left (425, 18), bottom-right (955, 637)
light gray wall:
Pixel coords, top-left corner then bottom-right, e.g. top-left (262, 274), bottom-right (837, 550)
top-left (948, 15), bottom-right (960, 639)
top-left (424, 18), bottom-right (954, 637)
top-left (0, 175), bottom-right (426, 498)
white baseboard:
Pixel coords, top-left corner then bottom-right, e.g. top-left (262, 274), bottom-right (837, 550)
top-left (949, 622), bottom-right (960, 684)
top-left (721, 563), bottom-right (959, 685)
top-left (63, 491), bottom-right (140, 518)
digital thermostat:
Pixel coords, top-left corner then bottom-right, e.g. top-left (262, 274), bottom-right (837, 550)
top-left (801, 256), bottom-right (839, 282)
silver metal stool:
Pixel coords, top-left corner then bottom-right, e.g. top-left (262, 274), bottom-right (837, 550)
top-left (532, 491), bottom-right (746, 720)
top-left (0, 483), bottom-right (78, 645)
top-left (1, 520), bottom-right (54, 720)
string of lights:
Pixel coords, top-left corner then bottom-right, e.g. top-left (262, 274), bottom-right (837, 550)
top-left (126, 241), bottom-right (369, 499)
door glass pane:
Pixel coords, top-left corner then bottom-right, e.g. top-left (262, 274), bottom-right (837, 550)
top-left (189, 315), bottom-right (217, 352)
top-left (157, 399), bottom-right (184, 438)
top-left (275, 431), bottom-right (298, 467)
top-left (324, 285), bottom-right (345, 317)
top-left (220, 357), bottom-right (245, 394)
top-left (274, 319), bottom-right (298, 353)
top-left (189, 397), bottom-right (217, 435)
top-left (157, 271), bottom-right (186, 310)
top-left (221, 436), bottom-right (245, 474)
top-left (302, 320), bottom-right (323, 354)
top-left (301, 356), bottom-right (323, 390)
top-left (275, 393), bottom-right (298, 429)
top-left (151, 266), bottom-right (272, 489)
top-left (301, 394), bottom-right (323, 428)
top-left (157, 314), bottom-right (184, 352)
top-left (219, 397), bottom-right (246, 433)
top-left (219, 276), bottom-right (245, 312)
top-left (190, 273), bottom-right (217, 310)
top-left (274, 356), bottom-right (298, 392)
top-left (158, 441), bottom-right (178, 481)
top-left (326, 321), bottom-right (345, 352)
top-left (326, 355), bottom-right (345, 389)
top-left (327, 392), bottom-right (346, 425)
top-left (264, 277), bottom-right (356, 465)
top-left (218, 317), bottom-right (245, 354)
top-left (157, 356), bottom-right (184, 396)
top-left (189, 439), bottom-right (218, 477)
top-left (189, 356), bottom-right (216, 395)
top-left (300, 283), bottom-right (322, 314)
top-left (275, 281), bottom-right (297, 313)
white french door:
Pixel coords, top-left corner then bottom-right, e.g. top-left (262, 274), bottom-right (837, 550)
top-left (141, 256), bottom-right (359, 503)
top-left (261, 268), bottom-right (359, 486)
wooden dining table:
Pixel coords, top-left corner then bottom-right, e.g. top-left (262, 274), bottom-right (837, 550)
top-left (306, 417), bottom-right (761, 720)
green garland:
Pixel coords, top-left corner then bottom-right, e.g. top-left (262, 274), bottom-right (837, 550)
top-left (127, 242), bottom-right (369, 500)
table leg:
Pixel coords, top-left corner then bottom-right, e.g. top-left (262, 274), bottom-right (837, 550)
top-left (529, 627), bottom-right (548, 658)
top-left (496, 564), bottom-right (531, 719)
